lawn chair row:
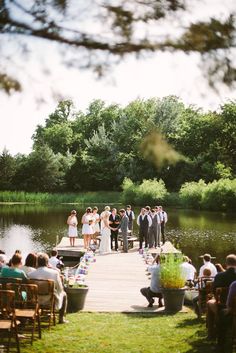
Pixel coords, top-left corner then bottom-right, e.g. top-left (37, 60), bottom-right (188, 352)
top-left (0, 277), bottom-right (56, 353)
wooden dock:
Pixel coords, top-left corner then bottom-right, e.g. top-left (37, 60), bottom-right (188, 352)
top-left (82, 241), bottom-right (182, 313)
top-left (55, 237), bottom-right (85, 258)
top-left (56, 238), bottom-right (184, 313)
top-left (83, 251), bottom-right (161, 313)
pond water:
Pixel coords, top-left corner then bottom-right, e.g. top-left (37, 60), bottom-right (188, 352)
top-left (0, 204), bottom-right (235, 271)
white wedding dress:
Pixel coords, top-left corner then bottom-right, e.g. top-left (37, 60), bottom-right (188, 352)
top-left (99, 226), bottom-right (111, 254)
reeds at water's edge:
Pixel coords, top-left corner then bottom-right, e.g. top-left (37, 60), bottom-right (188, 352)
top-left (0, 191), bottom-right (121, 204)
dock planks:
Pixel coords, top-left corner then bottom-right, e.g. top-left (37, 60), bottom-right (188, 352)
top-left (83, 250), bottom-right (164, 313)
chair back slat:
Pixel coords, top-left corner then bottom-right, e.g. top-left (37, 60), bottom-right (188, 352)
top-left (0, 289), bottom-right (15, 317)
top-left (0, 277), bottom-right (22, 289)
top-left (6, 283), bottom-right (39, 309)
top-left (215, 287), bottom-right (229, 306)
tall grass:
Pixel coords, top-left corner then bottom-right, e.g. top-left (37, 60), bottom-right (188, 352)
top-left (0, 191), bottom-right (121, 204)
top-left (160, 253), bottom-right (185, 289)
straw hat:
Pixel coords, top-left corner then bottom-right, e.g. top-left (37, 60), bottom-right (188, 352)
top-left (199, 253), bottom-right (216, 261)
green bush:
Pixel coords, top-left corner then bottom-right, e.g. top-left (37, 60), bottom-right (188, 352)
top-left (202, 178), bottom-right (236, 211)
top-left (121, 178), bottom-right (168, 205)
top-left (179, 178), bottom-right (236, 211)
top-left (179, 180), bottom-right (206, 209)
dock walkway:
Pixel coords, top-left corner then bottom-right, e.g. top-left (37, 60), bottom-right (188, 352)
top-left (57, 238), bottom-right (182, 313)
top-left (83, 249), bottom-right (162, 313)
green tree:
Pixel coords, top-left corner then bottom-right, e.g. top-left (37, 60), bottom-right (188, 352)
top-left (0, 1), bottom-right (235, 93)
top-left (13, 146), bottom-right (68, 192)
top-left (0, 148), bottom-right (16, 190)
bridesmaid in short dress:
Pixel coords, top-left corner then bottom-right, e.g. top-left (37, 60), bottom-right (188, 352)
top-left (67, 210), bottom-right (78, 247)
top-left (81, 207), bottom-right (94, 250)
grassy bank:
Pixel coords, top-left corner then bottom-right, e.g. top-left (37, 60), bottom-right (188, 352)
top-left (0, 191), bottom-right (121, 204)
top-left (1, 177), bottom-right (235, 211)
top-left (20, 312), bottom-right (212, 353)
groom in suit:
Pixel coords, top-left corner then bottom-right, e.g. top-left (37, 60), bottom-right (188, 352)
top-left (118, 209), bottom-right (129, 253)
top-left (109, 208), bottom-right (120, 251)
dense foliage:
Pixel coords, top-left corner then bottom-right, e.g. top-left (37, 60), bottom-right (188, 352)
top-left (122, 178), bottom-right (168, 205)
top-left (1, 97), bottom-right (236, 209)
top-left (1, 1), bottom-right (235, 93)
top-left (179, 178), bottom-right (236, 211)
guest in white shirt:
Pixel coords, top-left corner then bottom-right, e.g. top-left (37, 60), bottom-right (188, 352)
top-left (137, 208), bottom-right (152, 249)
top-left (180, 256), bottom-right (197, 282)
top-left (140, 255), bottom-right (163, 307)
top-left (49, 250), bottom-right (64, 270)
top-left (28, 253), bottom-right (68, 324)
top-left (199, 253), bottom-right (217, 278)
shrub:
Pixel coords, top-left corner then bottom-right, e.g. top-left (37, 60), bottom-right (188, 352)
top-left (121, 178), bottom-right (168, 205)
top-left (178, 178), bottom-right (236, 211)
top-left (179, 180), bottom-right (206, 209)
top-left (202, 178), bottom-right (236, 211)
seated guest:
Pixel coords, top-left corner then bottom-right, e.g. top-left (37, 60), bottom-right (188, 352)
top-left (21, 252), bottom-right (38, 275)
top-left (226, 280), bottom-right (236, 311)
top-left (215, 263), bottom-right (225, 273)
top-left (0, 254), bottom-right (7, 273)
top-left (49, 250), bottom-right (64, 270)
top-left (206, 254), bottom-right (236, 339)
top-left (0, 253), bottom-right (27, 280)
top-left (199, 253), bottom-right (217, 278)
top-left (216, 280), bottom-right (236, 352)
top-left (140, 255), bottom-right (163, 308)
top-left (193, 268), bottom-right (213, 317)
top-left (28, 253), bottom-right (68, 324)
top-left (181, 256), bottom-right (197, 283)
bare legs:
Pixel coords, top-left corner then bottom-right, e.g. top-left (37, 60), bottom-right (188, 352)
top-left (70, 237), bottom-right (75, 247)
top-left (83, 234), bottom-right (91, 250)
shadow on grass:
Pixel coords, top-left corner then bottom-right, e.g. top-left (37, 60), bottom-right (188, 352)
top-left (176, 317), bottom-right (216, 353)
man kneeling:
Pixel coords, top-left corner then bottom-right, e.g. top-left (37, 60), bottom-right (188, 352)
top-left (140, 255), bottom-right (163, 307)
top-left (28, 252), bottom-right (68, 324)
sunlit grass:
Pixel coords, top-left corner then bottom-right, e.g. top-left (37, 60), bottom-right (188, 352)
top-left (0, 191), bottom-right (121, 204)
top-left (20, 312), bottom-right (212, 353)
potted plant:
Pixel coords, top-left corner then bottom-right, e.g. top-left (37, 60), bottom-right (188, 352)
top-left (65, 279), bottom-right (89, 313)
top-left (160, 253), bottom-right (186, 312)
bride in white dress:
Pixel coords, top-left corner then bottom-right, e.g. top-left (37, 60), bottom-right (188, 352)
top-left (99, 211), bottom-right (112, 254)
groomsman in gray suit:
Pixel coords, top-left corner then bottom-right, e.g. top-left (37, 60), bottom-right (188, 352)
top-left (149, 208), bottom-right (161, 248)
top-left (154, 206), bottom-right (161, 247)
top-left (118, 209), bottom-right (129, 253)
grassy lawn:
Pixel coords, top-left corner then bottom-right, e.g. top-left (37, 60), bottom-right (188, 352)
top-left (20, 312), bottom-right (213, 353)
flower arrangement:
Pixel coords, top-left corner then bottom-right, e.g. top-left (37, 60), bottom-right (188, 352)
top-left (63, 251), bottom-right (96, 288)
top-left (160, 253), bottom-right (186, 289)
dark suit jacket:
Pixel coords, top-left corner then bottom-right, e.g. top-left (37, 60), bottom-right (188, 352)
top-left (109, 214), bottom-right (120, 228)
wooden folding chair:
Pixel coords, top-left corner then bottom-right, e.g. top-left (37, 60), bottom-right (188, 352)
top-left (0, 289), bottom-right (20, 353)
top-left (28, 279), bottom-right (55, 328)
top-left (215, 287), bottom-right (229, 307)
top-left (6, 283), bottom-right (41, 344)
top-left (197, 277), bottom-right (214, 317)
top-left (0, 277), bottom-right (22, 289)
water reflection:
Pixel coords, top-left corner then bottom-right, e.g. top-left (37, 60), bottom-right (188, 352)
top-left (0, 204), bottom-right (235, 270)
top-left (0, 225), bottom-right (42, 260)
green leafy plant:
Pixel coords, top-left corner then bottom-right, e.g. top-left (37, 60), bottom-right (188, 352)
top-left (160, 254), bottom-right (186, 289)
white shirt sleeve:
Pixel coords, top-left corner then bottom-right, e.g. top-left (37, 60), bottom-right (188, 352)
top-left (132, 211), bottom-right (135, 220)
top-left (137, 215), bottom-right (140, 226)
top-left (164, 211), bottom-right (168, 223)
top-left (147, 215), bottom-right (152, 227)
